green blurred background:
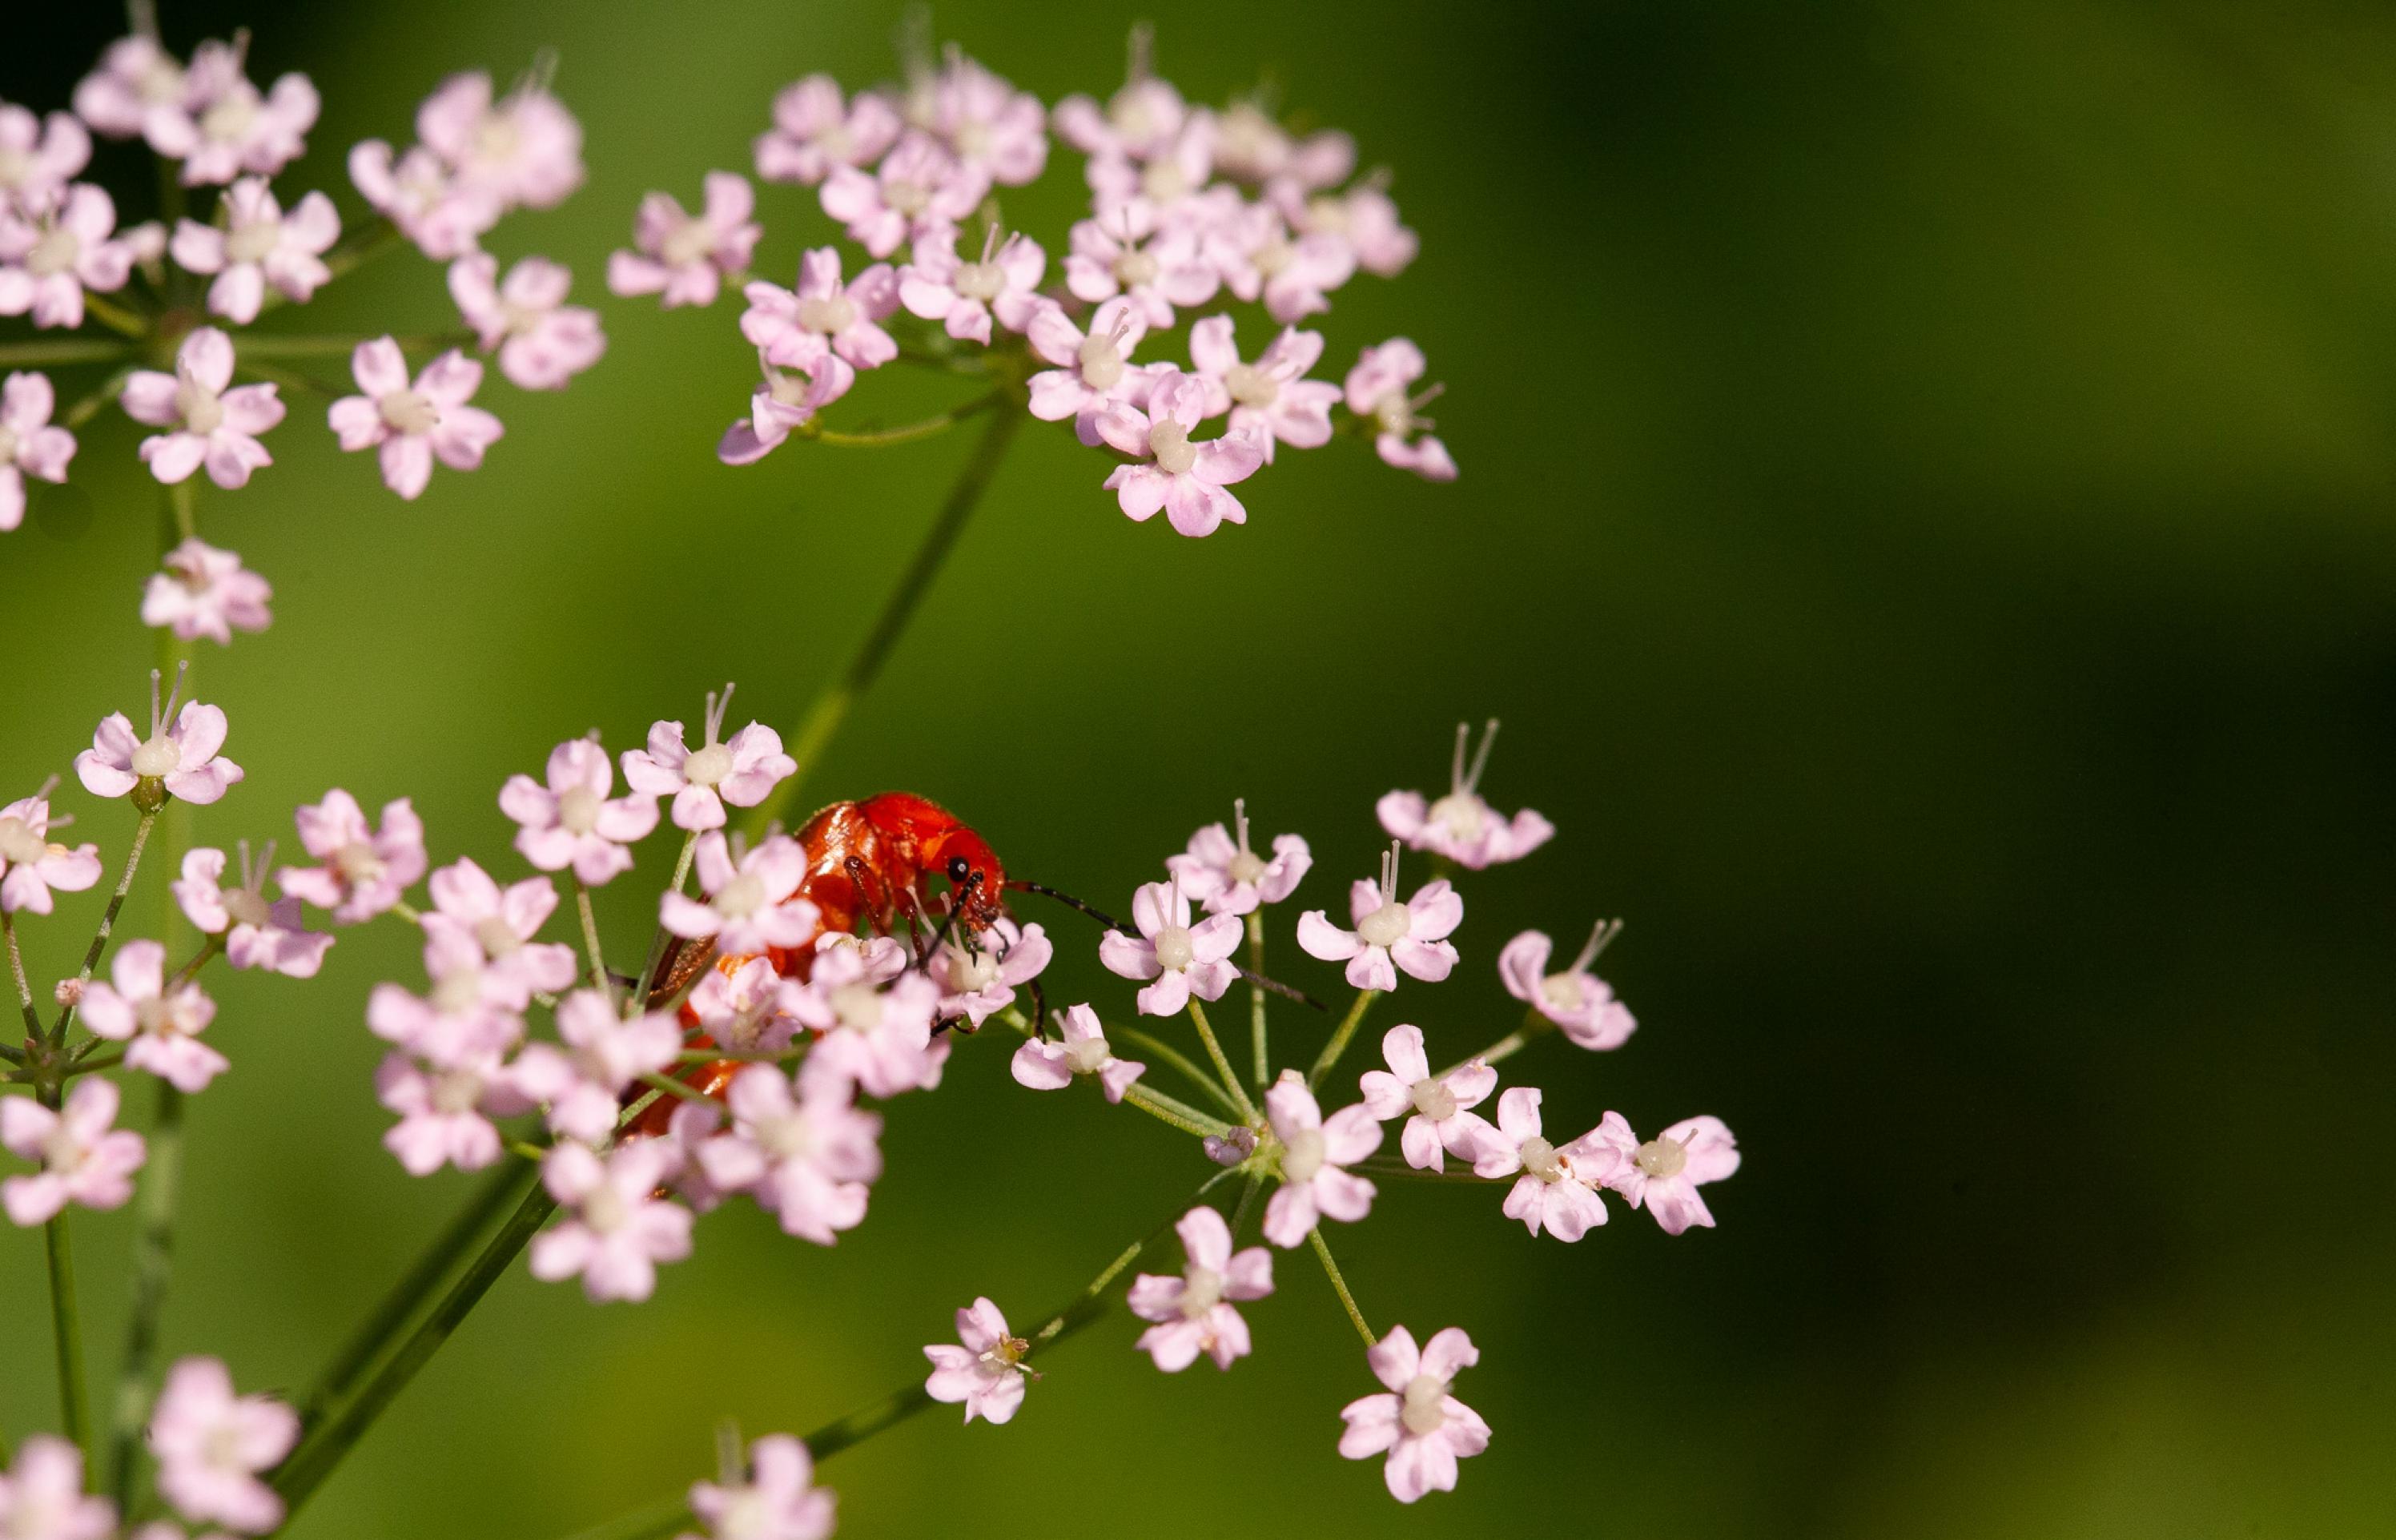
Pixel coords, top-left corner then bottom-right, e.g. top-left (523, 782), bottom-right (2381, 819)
top-left (6, 1), bottom-right (2394, 1534)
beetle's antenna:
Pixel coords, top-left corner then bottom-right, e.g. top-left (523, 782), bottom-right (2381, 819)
top-left (1008, 879), bottom-right (1329, 1012)
top-left (912, 871), bottom-right (982, 972)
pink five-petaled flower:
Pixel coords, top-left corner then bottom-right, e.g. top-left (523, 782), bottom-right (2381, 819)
top-left (501, 736), bottom-right (660, 886)
top-left (933, 915), bottom-right (1051, 1027)
top-left (143, 538), bottom-right (271, 645)
top-left (151, 40), bottom-right (318, 187)
top-left (424, 857), bottom-right (578, 999)
top-left (0, 104), bottom-right (91, 208)
top-left (1024, 296), bottom-right (1153, 432)
top-left (716, 348), bottom-right (850, 466)
top-left (923, 1297), bottom-right (1032, 1425)
top-left (1167, 798), bottom-right (1311, 917)
top-left (819, 133), bottom-right (986, 259)
top-left (607, 172), bottom-right (760, 308)
top-left (1010, 1001), bottom-right (1144, 1103)
top-left (1344, 338), bottom-right (1457, 481)
top-left (121, 328), bottom-right (283, 489)
top-left (1063, 200), bottom-right (1219, 329)
top-left (168, 175), bottom-right (338, 323)
top-left (1291, 181), bottom-right (1419, 279)
top-left (366, 921), bottom-right (528, 1068)
top-left (148, 1356), bottom-right (300, 1534)
top-left (681, 1433), bottom-right (837, 1540)
top-left (1296, 844), bottom-right (1462, 992)
top-left (80, 939), bottom-right (225, 1094)
top-left (622, 684), bottom-right (797, 832)
top-left (1472, 1088), bottom-right (1617, 1241)
top-left (782, 946), bottom-right (944, 1098)
top-left (1205, 202), bottom-right (1356, 325)
top-left (692, 1063), bottom-right (882, 1245)
top-left (512, 990), bottom-right (681, 1144)
top-left (0, 1436), bottom-right (114, 1539)
top-left (1379, 719), bottom-right (1553, 870)
top-left (173, 843), bottom-right (332, 978)
top-left (74, 667), bottom-right (243, 806)
top-left (1590, 1112), bottom-right (1741, 1236)
top-left (1261, 1070), bottom-right (1381, 1248)
top-left (348, 139), bottom-right (496, 260)
top-left (754, 74), bottom-right (901, 186)
top-left (1357, 1025), bottom-right (1498, 1172)
top-left (1098, 877), bottom-right (1240, 1017)
top-left (328, 340), bottom-right (504, 501)
top-left (0, 792), bottom-right (101, 916)
top-left (688, 955), bottom-right (802, 1055)
top-left (741, 247), bottom-right (898, 374)
top-left (1338, 1325), bottom-right (1490, 1503)
top-left (0, 184), bottom-right (139, 329)
top-left (448, 253), bottom-right (606, 390)
top-left (529, 1140), bottom-right (694, 1304)
top-left (1126, 1205), bottom-right (1273, 1373)
top-left (374, 1048), bottom-right (526, 1174)
top-left (1188, 316), bottom-right (1341, 464)
top-left (278, 790), bottom-right (426, 924)
top-left (1094, 370), bottom-right (1264, 538)
top-left (1499, 923), bottom-right (1634, 1050)
top-left (898, 225), bottom-right (1044, 343)
top-left (0, 1077), bottom-right (145, 1226)
top-left (661, 833), bottom-right (821, 958)
top-left (415, 72), bottom-right (585, 211)
top-left (928, 52), bottom-right (1049, 186)
top-left (1, 370), bottom-right (76, 533)
top-left (72, 34), bottom-right (189, 143)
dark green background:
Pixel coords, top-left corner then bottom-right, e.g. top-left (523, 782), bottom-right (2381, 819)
top-left (5, 2), bottom-right (2391, 1534)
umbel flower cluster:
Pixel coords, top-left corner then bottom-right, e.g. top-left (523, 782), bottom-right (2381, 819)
top-left (0, 22), bottom-right (605, 641)
top-left (611, 26), bottom-right (1455, 537)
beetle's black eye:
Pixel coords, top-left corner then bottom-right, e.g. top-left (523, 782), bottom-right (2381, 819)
top-left (947, 854), bottom-right (972, 883)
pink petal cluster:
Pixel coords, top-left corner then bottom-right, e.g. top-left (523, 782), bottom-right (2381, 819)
top-left (1025, 296), bottom-right (1156, 431)
top-left (680, 1434), bottom-right (837, 1540)
top-left (374, 1047), bottom-right (529, 1176)
top-left (1126, 1206), bottom-right (1272, 1371)
top-left (143, 538), bottom-right (271, 645)
top-left (1098, 877), bottom-right (1241, 1016)
top-left (0, 103), bottom-right (91, 210)
top-left (1166, 799), bottom-right (1310, 916)
top-left (1337, 1325), bottom-right (1489, 1502)
top-left (1377, 720), bottom-right (1551, 868)
top-left (123, 38), bottom-right (319, 187)
top-left (0, 793), bottom-right (102, 915)
top-left (1498, 925), bottom-right (1634, 1050)
top-left (1010, 1001), bottom-right (1144, 1102)
top-left (173, 845), bottom-right (332, 977)
top-left (1188, 317), bottom-right (1341, 463)
top-left (328, 340), bottom-right (504, 500)
top-left (121, 328), bottom-right (282, 489)
top-left (278, 790), bottom-right (426, 924)
top-left (740, 247), bottom-right (898, 382)
top-left (932, 915), bottom-right (1051, 1026)
top-left (74, 675), bottom-right (243, 806)
top-left (820, 134), bottom-right (984, 259)
top-left (1, 371), bottom-right (77, 533)
top-left (661, 832), bottom-right (822, 959)
top-left (1472, 1088), bottom-right (1615, 1241)
top-left (350, 70), bottom-right (584, 258)
top-left (782, 944), bottom-right (943, 1098)
top-left (0, 184), bottom-right (140, 328)
top-left (501, 737), bottom-right (660, 885)
top-left (621, 686), bottom-right (797, 831)
top-left (1357, 1025), bottom-right (1497, 1172)
top-left (684, 1062), bottom-right (882, 1244)
top-left (923, 1297), bottom-right (1031, 1425)
top-left (754, 75), bottom-right (900, 187)
top-left (716, 349), bottom-right (847, 465)
top-left (1344, 339), bottom-right (1456, 481)
top-left (512, 990), bottom-right (681, 1144)
top-left (1091, 368), bottom-right (1264, 537)
top-left (608, 172), bottom-right (761, 308)
top-left (1296, 845), bottom-right (1461, 992)
top-left (1262, 1071), bottom-right (1380, 1248)
top-left (898, 225), bottom-right (1044, 343)
top-left (1588, 1112), bottom-right (1740, 1235)
top-left (81, 939), bottom-right (227, 1093)
top-left (448, 254), bottom-right (606, 390)
top-left (148, 1356), bottom-right (299, 1534)
top-left (530, 1140), bottom-right (694, 1303)
top-left (1, 1077), bottom-right (145, 1226)
top-left (423, 857), bottom-right (578, 999)
top-left (0, 1437), bottom-right (114, 1539)
top-left (169, 175), bottom-right (338, 322)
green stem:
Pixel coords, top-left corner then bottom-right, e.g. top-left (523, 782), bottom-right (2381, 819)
top-left (168, 479), bottom-right (196, 542)
top-left (747, 403), bottom-right (1023, 837)
top-left (1439, 1005), bottom-right (1553, 1080)
top-left (54, 810), bottom-right (157, 1043)
top-left (637, 1070), bottom-right (712, 1106)
top-left (0, 338), bottom-right (136, 367)
top-left (1308, 989), bottom-right (1381, 1092)
top-left (82, 291), bottom-right (149, 339)
top-left (1352, 1157), bottom-right (1494, 1185)
top-left (1185, 1000), bottom-right (1257, 1124)
top-left (633, 831), bottom-right (702, 1012)
top-left (1120, 1082), bottom-right (1232, 1139)
top-left (1247, 911), bottom-right (1268, 1090)
top-left (107, 1081), bottom-right (183, 1510)
top-left (2, 911), bottom-right (42, 1041)
top-left (808, 389), bottom-right (1004, 447)
top-left (46, 1212), bottom-right (90, 1460)
top-left (574, 881), bottom-right (610, 997)
top-left (1307, 1226), bottom-right (1377, 1348)
top-left (1109, 1024), bottom-right (1241, 1119)
top-left (65, 365), bottom-right (138, 428)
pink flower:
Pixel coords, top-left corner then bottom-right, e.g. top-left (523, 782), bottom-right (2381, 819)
top-left (1337, 1325), bottom-right (1490, 1502)
top-left (0, 185), bottom-right (139, 328)
top-left (0, 106), bottom-right (90, 210)
top-left (348, 140), bottom-right (498, 260)
top-left (374, 1048), bottom-right (527, 1174)
top-left (1097, 877), bottom-right (1241, 1016)
top-left (923, 1297), bottom-right (1031, 1425)
top-left (621, 685), bottom-right (797, 832)
top-left (1289, 182), bottom-right (1417, 278)
top-left (74, 669), bottom-right (243, 806)
top-left (933, 915), bottom-right (1050, 1027)
top-left (529, 1140), bottom-right (693, 1303)
top-left (1168, 799), bottom-right (1311, 917)
top-left (740, 247), bottom-right (898, 372)
top-left (148, 1357), bottom-right (298, 1534)
top-left (1296, 845), bottom-right (1462, 992)
top-left (716, 348), bottom-right (851, 466)
top-left (1187, 317), bottom-right (1341, 463)
top-left (1024, 296), bottom-right (1154, 430)
top-left (0, 1436), bottom-right (114, 1539)
top-left (1261, 1071), bottom-right (1380, 1248)
top-left (1344, 338), bottom-right (1456, 481)
top-left (73, 34), bottom-right (190, 143)
top-left (147, 42), bottom-right (318, 187)
top-left (608, 172), bottom-right (760, 308)
top-left (0, 793), bottom-right (102, 916)
top-left (1010, 1001), bottom-right (1144, 1103)
top-left (278, 790), bottom-right (426, 924)
top-left (754, 74), bottom-right (901, 186)
top-left (328, 339), bottom-right (504, 500)
top-left (367, 923), bottom-right (527, 1066)
top-left (783, 946), bottom-right (943, 1098)
top-left (81, 939), bottom-right (225, 1093)
top-left (687, 955), bottom-right (802, 1055)
top-left (1126, 1205), bottom-right (1272, 1372)
top-left (1357, 1026), bottom-right (1497, 1172)
top-left (898, 226), bottom-right (1044, 344)
top-left (690, 1063), bottom-right (882, 1244)
top-left (1498, 925), bottom-right (1634, 1050)
top-left (1064, 201), bottom-right (1218, 328)
top-left (423, 857), bottom-right (577, 1000)
top-left (1, 370), bottom-right (76, 533)
top-left (681, 1434), bottom-right (837, 1540)
top-left (1212, 103), bottom-right (1352, 191)
top-left (168, 176), bottom-right (338, 322)
top-left (927, 53), bottom-right (1048, 185)
top-left (414, 72), bottom-right (584, 211)
top-left (512, 990), bottom-right (681, 1144)
top-left (819, 133), bottom-right (986, 259)
top-left (172, 844), bottom-right (331, 978)
top-left (143, 538), bottom-right (271, 645)
top-left (1589, 1113), bottom-right (1740, 1235)
top-left (1084, 112), bottom-right (1216, 213)
top-left (661, 833), bottom-right (821, 958)
top-left (1052, 70), bottom-right (1188, 163)
top-left (1377, 720), bottom-right (1550, 869)
top-left (501, 736), bottom-right (660, 886)
top-left (1204, 203), bottom-right (1355, 324)
top-left (1, 1078), bottom-right (145, 1226)
top-left (120, 328), bottom-right (282, 489)
top-left (1472, 1088), bottom-right (1617, 1242)
top-left (1093, 368), bottom-right (1264, 537)
top-left (448, 253), bottom-right (606, 390)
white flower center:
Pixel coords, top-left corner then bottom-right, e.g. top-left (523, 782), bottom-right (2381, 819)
top-left (1077, 334), bottom-right (1124, 389)
top-left (1428, 791), bottom-right (1487, 839)
top-left (1140, 160), bottom-right (1189, 204)
top-left (199, 91), bottom-right (258, 144)
top-left (660, 215), bottom-right (718, 269)
top-left (1147, 419), bottom-right (1196, 476)
top-left (816, 123), bottom-right (854, 159)
top-left (1401, 1373), bottom-right (1448, 1436)
top-left (830, 980), bottom-right (883, 1031)
top-left (222, 887), bottom-right (272, 930)
top-left (225, 217), bottom-right (283, 264)
top-left (131, 734), bottom-right (181, 778)
top-left (379, 388), bottom-right (440, 436)
top-left (1409, 1077), bottom-right (1457, 1122)
top-left (0, 147), bottom-right (29, 191)
top-left (766, 370), bottom-right (815, 408)
top-left (0, 818), bottom-right (45, 866)
top-left (1374, 393), bottom-right (1418, 440)
top-left (682, 742), bottom-right (734, 787)
top-left (43, 1121), bottom-right (86, 1168)
top-left (471, 112), bottom-right (523, 165)
top-left (884, 179), bottom-right (931, 218)
top-left (1356, 901), bottom-right (1411, 949)
top-left (1634, 1136), bottom-right (1687, 1179)
top-left (176, 379), bottom-right (225, 436)
top-left (1064, 1034), bottom-right (1111, 1075)
top-left (1151, 923), bottom-right (1195, 971)
top-left (581, 1180), bottom-right (631, 1234)
top-left (1227, 850), bottom-right (1268, 885)
top-left (796, 295), bottom-right (856, 335)
top-left (758, 1110), bottom-right (815, 1162)
top-left (474, 915), bottom-right (522, 957)
top-left (430, 1065), bottom-right (484, 1115)
top-left (1224, 363), bottom-right (1278, 408)
top-left (335, 840), bottom-right (385, 885)
top-left (1113, 247), bottom-right (1160, 287)
top-left (1305, 194), bottom-right (1351, 235)
top-left (948, 948), bottom-right (999, 992)
top-left (499, 298), bottom-right (545, 337)
top-left (716, 1489), bottom-right (774, 1540)
top-left (431, 967), bottom-right (484, 1015)
top-left (715, 871), bottom-right (768, 919)
top-left (203, 1421), bottom-right (248, 1470)
top-left (953, 120), bottom-right (993, 159)
top-left (1280, 1127), bottom-right (1325, 1184)
top-left (1179, 1265), bottom-right (1224, 1316)
top-left (1540, 974), bottom-right (1586, 1012)
top-left (1252, 236), bottom-right (1293, 278)
top-left (138, 60), bottom-right (187, 105)
top-left (1518, 1134), bottom-right (1566, 1183)
top-left (134, 993), bottom-right (181, 1036)
top-left (557, 785), bottom-right (602, 836)
top-left (952, 260), bottom-right (1005, 301)
top-left (26, 225), bottom-right (80, 277)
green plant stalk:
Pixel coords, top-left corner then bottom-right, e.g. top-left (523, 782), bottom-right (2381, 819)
top-left (1308, 1226), bottom-right (1377, 1348)
top-left (1248, 912), bottom-right (1269, 1089)
top-left (574, 880), bottom-right (610, 996)
top-left (1440, 1004), bottom-right (1553, 1080)
top-left (53, 809), bottom-right (157, 1043)
top-left (46, 1212), bottom-right (90, 1460)
top-left (107, 1082), bottom-right (183, 1510)
top-left (1109, 1023), bottom-right (1242, 1118)
top-left (1121, 1082), bottom-right (1232, 1139)
top-left (1309, 989), bottom-right (1381, 1090)
top-left (0, 338), bottom-right (136, 366)
top-left (2, 911), bottom-right (42, 1041)
top-left (1185, 999), bottom-right (1257, 1123)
